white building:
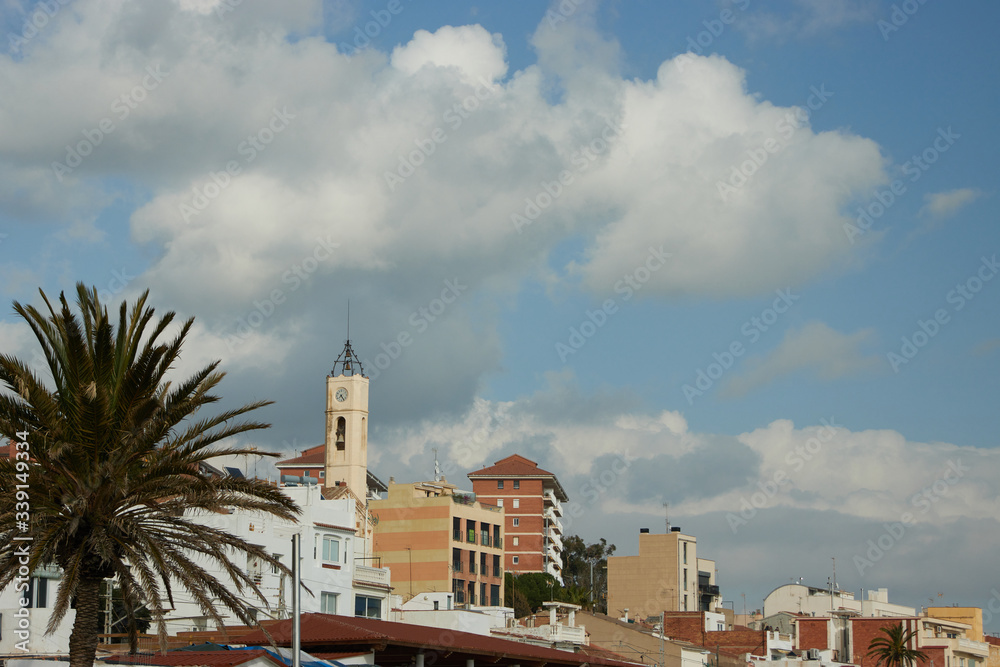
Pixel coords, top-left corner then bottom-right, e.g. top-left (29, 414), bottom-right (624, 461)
top-left (0, 481), bottom-right (392, 657)
top-left (763, 584), bottom-right (914, 619)
top-left (391, 591), bottom-right (513, 636)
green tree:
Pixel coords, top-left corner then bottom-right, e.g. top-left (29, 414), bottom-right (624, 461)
top-left (560, 535), bottom-right (615, 613)
top-left (866, 624), bottom-right (928, 667)
top-left (0, 285), bottom-right (299, 667)
top-left (506, 571), bottom-right (561, 615)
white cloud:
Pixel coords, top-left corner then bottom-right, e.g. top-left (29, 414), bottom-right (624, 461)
top-left (739, 0), bottom-right (879, 43)
top-left (920, 188), bottom-right (983, 219)
top-left (721, 321), bottom-right (879, 397)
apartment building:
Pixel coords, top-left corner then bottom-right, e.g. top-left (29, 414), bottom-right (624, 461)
top-left (467, 454), bottom-right (568, 584)
top-left (796, 611), bottom-right (991, 667)
top-left (371, 478), bottom-right (505, 607)
top-left (607, 527), bottom-right (704, 618)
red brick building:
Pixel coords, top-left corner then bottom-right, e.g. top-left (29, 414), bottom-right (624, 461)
top-left (795, 615), bottom-right (990, 667)
top-left (275, 443), bottom-right (325, 484)
top-left (468, 454), bottom-right (568, 583)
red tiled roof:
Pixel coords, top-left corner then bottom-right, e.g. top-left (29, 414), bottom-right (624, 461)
top-left (104, 649), bottom-right (280, 667)
top-left (468, 454), bottom-right (556, 478)
top-left (276, 450), bottom-right (325, 467)
top-left (467, 454), bottom-right (568, 501)
top-left (237, 614), bottom-right (641, 667)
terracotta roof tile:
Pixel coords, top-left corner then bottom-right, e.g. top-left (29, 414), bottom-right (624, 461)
top-left (467, 454), bottom-right (556, 478)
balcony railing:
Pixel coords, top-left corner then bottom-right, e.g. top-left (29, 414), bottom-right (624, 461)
top-left (455, 590), bottom-right (466, 604)
top-left (453, 529), bottom-right (462, 541)
top-left (467, 529), bottom-right (476, 544)
top-left (957, 638), bottom-right (990, 657)
top-left (481, 534), bottom-right (491, 547)
top-left (354, 564), bottom-right (390, 587)
top-left (493, 566), bottom-right (502, 577)
top-left (469, 562), bottom-right (477, 575)
top-left (453, 562), bottom-right (463, 573)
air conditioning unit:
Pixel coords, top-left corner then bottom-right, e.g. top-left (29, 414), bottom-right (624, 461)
top-left (808, 649), bottom-right (821, 660)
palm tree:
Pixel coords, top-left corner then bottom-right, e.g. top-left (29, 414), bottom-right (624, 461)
top-left (867, 623), bottom-right (928, 667)
top-left (0, 285), bottom-right (300, 667)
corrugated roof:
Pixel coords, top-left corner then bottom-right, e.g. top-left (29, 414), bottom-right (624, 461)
top-left (104, 649), bottom-right (280, 667)
top-left (236, 614), bottom-right (642, 667)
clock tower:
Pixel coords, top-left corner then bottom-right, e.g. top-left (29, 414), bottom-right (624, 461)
top-left (325, 339), bottom-right (370, 500)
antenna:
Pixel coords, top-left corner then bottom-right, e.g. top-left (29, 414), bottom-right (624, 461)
top-left (664, 502), bottom-right (670, 533)
top-left (433, 448), bottom-right (442, 482)
top-left (347, 299), bottom-right (350, 340)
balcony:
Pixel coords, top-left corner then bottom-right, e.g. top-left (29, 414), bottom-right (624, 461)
top-left (453, 562), bottom-right (463, 573)
top-left (504, 624), bottom-right (587, 645)
top-left (466, 530), bottom-right (477, 544)
top-left (353, 564), bottom-right (390, 588)
top-left (481, 534), bottom-right (491, 547)
top-left (493, 566), bottom-right (502, 577)
top-left (543, 489), bottom-right (563, 514)
top-left (700, 584), bottom-right (720, 596)
top-left (956, 638), bottom-right (990, 658)
top-left (453, 529), bottom-right (462, 541)
top-left (469, 562), bottom-right (477, 575)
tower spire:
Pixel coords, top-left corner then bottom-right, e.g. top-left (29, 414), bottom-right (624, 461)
top-left (331, 302), bottom-right (364, 377)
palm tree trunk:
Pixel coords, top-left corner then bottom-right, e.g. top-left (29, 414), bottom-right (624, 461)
top-left (68, 576), bottom-right (104, 667)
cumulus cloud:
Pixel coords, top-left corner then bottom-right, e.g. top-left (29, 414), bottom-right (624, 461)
top-left (0, 0), bottom-right (888, 425)
top-left (721, 321), bottom-right (880, 397)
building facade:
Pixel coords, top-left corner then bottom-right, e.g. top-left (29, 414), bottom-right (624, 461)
top-left (371, 479), bottom-right (505, 607)
top-left (467, 455), bottom-right (568, 583)
top-left (607, 528), bottom-right (702, 618)
top-left (0, 483), bottom-right (393, 656)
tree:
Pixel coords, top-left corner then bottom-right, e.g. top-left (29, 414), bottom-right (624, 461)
top-left (0, 285), bottom-right (300, 667)
top-left (866, 623), bottom-right (928, 667)
top-left (506, 571), bottom-right (560, 615)
top-left (560, 535), bottom-right (615, 613)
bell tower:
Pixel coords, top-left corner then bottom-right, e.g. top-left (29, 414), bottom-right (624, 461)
top-left (325, 339), bottom-right (369, 499)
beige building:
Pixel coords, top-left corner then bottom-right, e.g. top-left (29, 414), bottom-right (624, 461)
top-left (371, 478), bottom-right (505, 607)
top-left (607, 528), bottom-right (710, 619)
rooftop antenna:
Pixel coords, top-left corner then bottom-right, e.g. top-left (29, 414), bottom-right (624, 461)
top-left (433, 448), bottom-right (442, 482)
top-left (664, 502), bottom-right (670, 533)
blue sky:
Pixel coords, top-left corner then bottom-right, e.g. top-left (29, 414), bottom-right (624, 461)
top-left (2, 0), bottom-right (1000, 631)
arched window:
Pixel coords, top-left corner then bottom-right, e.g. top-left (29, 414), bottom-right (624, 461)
top-left (335, 417), bottom-right (346, 450)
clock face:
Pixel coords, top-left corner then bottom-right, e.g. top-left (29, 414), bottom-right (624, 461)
top-left (335, 387), bottom-right (348, 402)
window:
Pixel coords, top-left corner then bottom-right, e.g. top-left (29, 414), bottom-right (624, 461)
top-left (22, 577), bottom-right (48, 609)
top-left (512, 556), bottom-right (519, 565)
top-left (497, 499), bottom-right (503, 507)
top-left (498, 480), bottom-right (504, 489)
top-left (319, 471), bottom-right (325, 478)
top-left (683, 542), bottom-right (687, 564)
top-left (322, 535), bottom-right (340, 563)
top-left (335, 417), bottom-right (346, 451)
top-left (491, 584), bottom-right (501, 606)
top-left (513, 536), bottom-right (519, 546)
top-left (355, 595), bottom-right (382, 618)
top-left (512, 518), bottom-right (519, 527)
top-left (481, 583), bottom-right (488, 606)
top-left (683, 568), bottom-right (688, 590)
top-left (433, 600), bottom-right (439, 610)
top-left (513, 480), bottom-right (519, 489)
top-left (493, 554), bottom-right (501, 577)
top-left (512, 499), bottom-right (520, 509)
top-left (303, 470), bottom-right (310, 478)
top-left (321, 592), bottom-right (338, 613)
top-left (683, 595), bottom-right (688, 611)
top-left (272, 553), bottom-right (283, 574)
